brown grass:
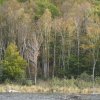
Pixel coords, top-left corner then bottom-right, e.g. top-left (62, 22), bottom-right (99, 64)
top-left (0, 84), bottom-right (100, 94)
top-left (0, 78), bottom-right (100, 94)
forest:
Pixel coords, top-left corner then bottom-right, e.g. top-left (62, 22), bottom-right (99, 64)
top-left (0, 0), bottom-right (100, 91)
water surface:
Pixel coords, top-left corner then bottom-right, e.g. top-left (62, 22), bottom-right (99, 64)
top-left (0, 93), bottom-right (100, 100)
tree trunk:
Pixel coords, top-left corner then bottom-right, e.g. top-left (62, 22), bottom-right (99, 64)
top-left (52, 29), bottom-right (56, 78)
top-left (92, 58), bottom-right (97, 94)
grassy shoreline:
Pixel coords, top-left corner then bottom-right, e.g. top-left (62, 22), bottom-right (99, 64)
top-left (0, 84), bottom-right (100, 94)
top-left (0, 78), bottom-right (100, 94)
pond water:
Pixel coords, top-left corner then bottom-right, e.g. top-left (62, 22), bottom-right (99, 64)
top-left (0, 93), bottom-right (100, 100)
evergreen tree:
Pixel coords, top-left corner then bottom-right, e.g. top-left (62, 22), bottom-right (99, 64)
top-left (1, 43), bottom-right (27, 82)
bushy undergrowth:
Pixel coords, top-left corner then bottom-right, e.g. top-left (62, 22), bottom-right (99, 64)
top-left (3, 73), bottom-right (100, 89)
top-left (49, 73), bottom-right (100, 89)
top-left (50, 77), bottom-right (76, 88)
top-left (0, 72), bottom-right (100, 93)
top-left (0, 77), bottom-right (100, 94)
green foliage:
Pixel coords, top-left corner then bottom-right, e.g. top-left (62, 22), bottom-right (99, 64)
top-left (17, 0), bottom-right (28, 2)
top-left (91, 0), bottom-right (100, 16)
top-left (55, 67), bottom-right (66, 78)
top-left (51, 77), bottom-right (64, 87)
top-left (78, 72), bottom-right (92, 82)
top-left (0, 0), bottom-right (5, 5)
top-left (0, 63), bottom-right (3, 82)
top-left (95, 76), bottom-right (100, 84)
top-left (50, 76), bottom-right (100, 89)
top-left (74, 73), bottom-right (93, 88)
top-left (4, 78), bottom-right (12, 84)
top-left (1, 43), bottom-right (27, 82)
top-left (0, 0), bottom-right (100, 86)
top-left (23, 79), bottom-right (33, 86)
top-left (75, 79), bottom-right (93, 89)
top-left (34, 0), bottom-right (60, 19)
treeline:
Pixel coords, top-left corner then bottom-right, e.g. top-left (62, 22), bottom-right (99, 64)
top-left (0, 0), bottom-right (100, 84)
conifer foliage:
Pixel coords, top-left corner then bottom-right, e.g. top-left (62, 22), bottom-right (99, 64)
top-left (1, 43), bottom-right (27, 82)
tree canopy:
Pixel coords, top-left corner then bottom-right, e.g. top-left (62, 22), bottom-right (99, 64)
top-left (0, 0), bottom-right (100, 84)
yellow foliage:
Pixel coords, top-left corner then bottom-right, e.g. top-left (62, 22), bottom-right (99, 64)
top-left (81, 44), bottom-right (95, 50)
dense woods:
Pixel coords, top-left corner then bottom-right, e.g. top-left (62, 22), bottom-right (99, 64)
top-left (0, 0), bottom-right (100, 85)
